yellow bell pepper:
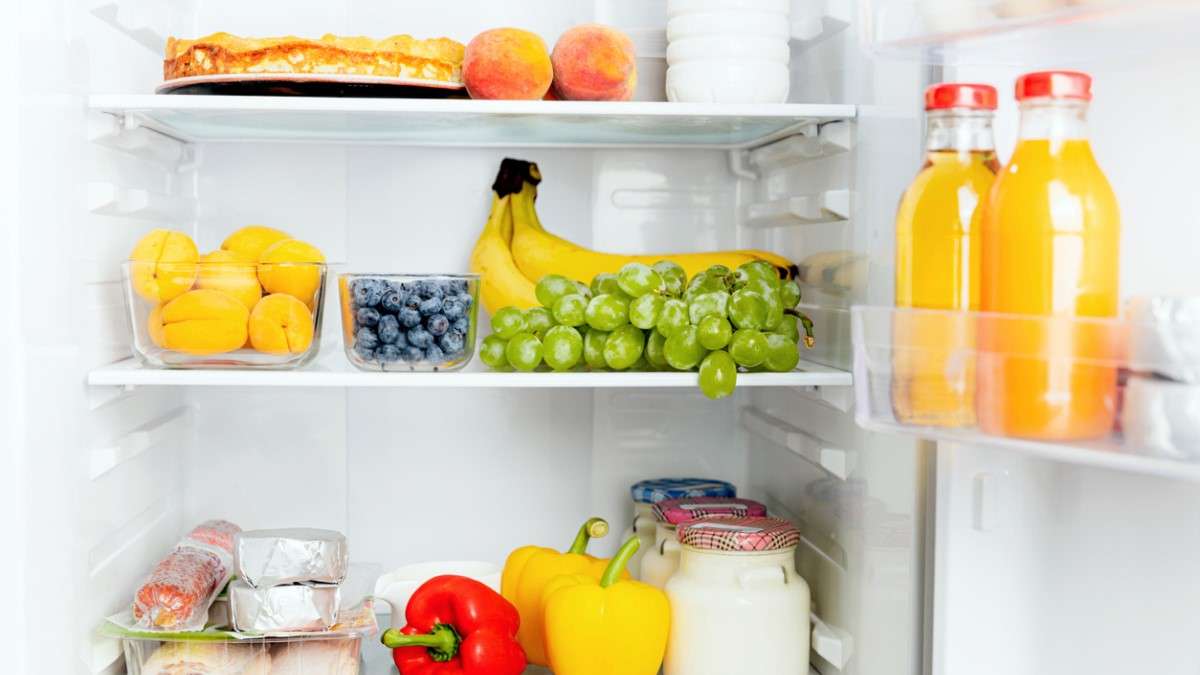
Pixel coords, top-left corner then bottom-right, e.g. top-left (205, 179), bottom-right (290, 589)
top-left (543, 537), bottom-right (670, 675)
top-left (501, 517), bottom-right (627, 666)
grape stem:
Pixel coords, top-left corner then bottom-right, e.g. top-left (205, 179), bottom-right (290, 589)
top-left (785, 309), bottom-right (817, 349)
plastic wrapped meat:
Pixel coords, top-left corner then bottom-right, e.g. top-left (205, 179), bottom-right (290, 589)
top-left (235, 529), bottom-right (348, 588)
top-left (132, 520), bottom-right (241, 631)
top-left (141, 641), bottom-right (271, 675)
top-left (185, 519), bottom-right (242, 554)
top-left (229, 580), bottom-right (340, 633)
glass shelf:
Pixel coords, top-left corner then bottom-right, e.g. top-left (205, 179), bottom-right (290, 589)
top-left (88, 355), bottom-right (852, 389)
top-left (851, 305), bottom-right (1200, 482)
top-left (89, 96), bottom-right (856, 148)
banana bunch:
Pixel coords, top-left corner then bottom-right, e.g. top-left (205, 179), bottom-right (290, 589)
top-left (471, 159), bottom-right (797, 315)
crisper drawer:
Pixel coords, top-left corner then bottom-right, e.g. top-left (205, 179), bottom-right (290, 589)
top-left (123, 635), bottom-right (361, 675)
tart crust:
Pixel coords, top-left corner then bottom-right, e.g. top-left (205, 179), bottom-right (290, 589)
top-left (164, 32), bottom-right (465, 83)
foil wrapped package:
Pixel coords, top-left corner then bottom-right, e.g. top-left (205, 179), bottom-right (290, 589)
top-left (1129, 296), bottom-right (1200, 383)
top-left (229, 579), bottom-right (341, 633)
top-left (1122, 375), bottom-right (1200, 461)
top-left (235, 528), bottom-right (349, 588)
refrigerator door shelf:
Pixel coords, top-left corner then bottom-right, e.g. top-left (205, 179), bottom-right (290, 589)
top-left (851, 305), bottom-right (1200, 482)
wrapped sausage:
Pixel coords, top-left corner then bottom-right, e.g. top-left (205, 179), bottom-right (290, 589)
top-left (132, 520), bottom-right (241, 631)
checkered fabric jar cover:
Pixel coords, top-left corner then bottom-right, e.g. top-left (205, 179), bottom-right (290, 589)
top-left (652, 497), bottom-right (768, 525)
top-left (630, 478), bottom-right (737, 504)
top-left (677, 516), bottom-right (801, 552)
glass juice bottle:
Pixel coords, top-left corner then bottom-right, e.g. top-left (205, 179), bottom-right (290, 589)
top-left (977, 71), bottom-right (1121, 440)
top-left (892, 83), bottom-right (999, 427)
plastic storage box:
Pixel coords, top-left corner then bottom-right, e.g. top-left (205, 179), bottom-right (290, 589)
top-left (122, 634), bottom-right (361, 675)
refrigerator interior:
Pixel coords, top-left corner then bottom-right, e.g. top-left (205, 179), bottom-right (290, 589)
top-left (8, 0), bottom-right (932, 674)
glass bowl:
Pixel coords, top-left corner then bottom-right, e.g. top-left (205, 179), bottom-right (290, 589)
top-left (122, 260), bottom-right (326, 369)
top-left (338, 273), bottom-right (479, 372)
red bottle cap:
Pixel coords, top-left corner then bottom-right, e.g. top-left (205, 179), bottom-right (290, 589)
top-left (924, 83), bottom-right (998, 111)
top-left (1016, 70), bottom-right (1092, 101)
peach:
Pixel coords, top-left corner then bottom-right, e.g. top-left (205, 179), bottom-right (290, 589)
top-left (129, 229), bottom-right (199, 303)
top-left (248, 294), bottom-right (314, 355)
top-left (463, 28), bottom-right (553, 100)
top-left (151, 289), bottom-right (249, 355)
top-left (196, 250), bottom-right (262, 310)
top-left (221, 225), bottom-right (291, 261)
top-left (257, 238), bottom-right (326, 307)
top-left (551, 25), bottom-right (637, 101)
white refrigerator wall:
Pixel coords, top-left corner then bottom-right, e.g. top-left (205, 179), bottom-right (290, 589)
top-left (9, 1), bottom-right (935, 675)
top-left (931, 45), bottom-right (1200, 675)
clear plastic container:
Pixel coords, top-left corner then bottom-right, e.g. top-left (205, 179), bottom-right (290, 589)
top-left (339, 273), bottom-right (479, 372)
top-left (122, 634), bottom-right (361, 675)
top-left (122, 261), bottom-right (326, 369)
top-left (852, 304), bottom-right (1200, 465)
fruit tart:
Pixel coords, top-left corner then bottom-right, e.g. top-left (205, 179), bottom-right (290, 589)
top-left (164, 32), bottom-right (465, 84)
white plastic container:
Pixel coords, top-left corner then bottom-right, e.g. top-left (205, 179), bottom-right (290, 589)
top-left (666, 36), bottom-right (791, 66)
top-left (666, 61), bottom-right (792, 103)
top-left (664, 517), bottom-right (811, 675)
top-left (621, 479), bottom-right (737, 579)
top-left (641, 497), bottom-right (768, 589)
top-left (373, 561), bottom-right (501, 628)
top-left (666, 0), bottom-right (791, 103)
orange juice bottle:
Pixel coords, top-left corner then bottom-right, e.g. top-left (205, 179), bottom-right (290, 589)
top-left (893, 83), bottom-right (999, 427)
top-left (978, 71), bottom-right (1121, 440)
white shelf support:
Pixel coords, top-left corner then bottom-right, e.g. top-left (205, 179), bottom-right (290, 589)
top-left (89, 112), bottom-right (193, 167)
top-left (744, 189), bottom-right (852, 228)
top-left (88, 182), bottom-right (197, 222)
top-left (90, 406), bottom-right (192, 480)
top-left (89, 0), bottom-right (166, 54)
top-left (812, 612), bottom-right (855, 671)
top-left (740, 406), bottom-right (856, 479)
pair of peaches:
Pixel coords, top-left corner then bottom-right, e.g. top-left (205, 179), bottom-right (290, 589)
top-left (129, 226), bottom-right (325, 356)
top-left (464, 25), bottom-right (637, 101)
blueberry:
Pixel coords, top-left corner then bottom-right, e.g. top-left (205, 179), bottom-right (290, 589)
top-left (402, 293), bottom-right (421, 310)
top-left (356, 307), bottom-right (381, 328)
top-left (425, 344), bottom-right (446, 363)
top-left (457, 293), bottom-right (473, 309)
top-left (353, 340), bottom-right (377, 362)
top-left (439, 331), bottom-right (465, 355)
top-left (412, 281), bottom-right (439, 299)
top-left (427, 314), bottom-right (450, 337)
top-left (393, 329), bottom-right (408, 349)
top-left (378, 315), bottom-right (401, 344)
top-left (376, 344), bottom-right (402, 363)
top-left (355, 327), bottom-right (380, 351)
top-left (401, 346), bottom-right (424, 362)
top-left (448, 279), bottom-right (469, 295)
top-left (453, 317), bottom-right (469, 334)
top-left (398, 307), bottom-right (422, 328)
top-left (380, 289), bottom-right (404, 313)
top-left (407, 327), bottom-right (433, 349)
top-left (442, 299), bottom-right (464, 320)
top-left (419, 297), bottom-right (443, 317)
top-left (352, 278), bottom-right (387, 308)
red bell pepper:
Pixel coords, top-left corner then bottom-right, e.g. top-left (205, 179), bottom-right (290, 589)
top-left (381, 575), bottom-right (527, 675)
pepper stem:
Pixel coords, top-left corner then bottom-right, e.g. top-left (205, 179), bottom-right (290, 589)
top-left (381, 624), bottom-right (460, 662)
top-left (567, 517), bottom-right (610, 554)
top-left (600, 537), bottom-right (641, 588)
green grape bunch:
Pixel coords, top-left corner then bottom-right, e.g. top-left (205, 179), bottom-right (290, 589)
top-left (482, 261), bottom-right (815, 400)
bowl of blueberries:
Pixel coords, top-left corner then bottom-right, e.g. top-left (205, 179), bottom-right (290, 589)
top-left (339, 273), bottom-right (478, 371)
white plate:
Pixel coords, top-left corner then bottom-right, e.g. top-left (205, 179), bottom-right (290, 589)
top-left (157, 72), bottom-right (465, 95)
